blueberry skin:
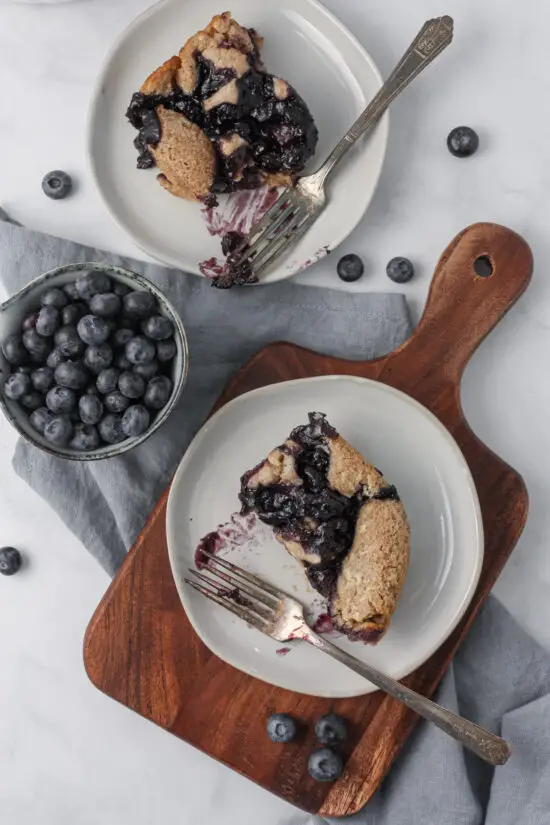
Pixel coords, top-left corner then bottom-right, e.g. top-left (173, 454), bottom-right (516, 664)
top-left (46, 385), bottom-right (77, 414)
top-left (113, 328), bottom-right (135, 349)
top-left (63, 282), bottom-right (80, 301)
top-left (89, 292), bottom-right (121, 318)
top-left (386, 257), bottom-right (414, 284)
top-left (2, 335), bottom-right (29, 366)
top-left (41, 287), bottom-right (68, 309)
top-left (78, 394), bottom-right (104, 426)
top-left (122, 404), bottom-right (150, 437)
top-left (70, 423), bottom-right (100, 451)
top-left (104, 390), bottom-right (130, 413)
top-left (118, 371), bottom-right (145, 399)
top-left (29, 406), bottom-right (54, 434)
top-left (123, 291), bottom-right (157, 319)
top-left (337, 254), bottom-right (364, 283)
top-left (22, 329), bottom-right (51, 361)
top-left (20, 391), bottom-right (45, 411)
top-left (266, 713), bottom-right (297, 743)
top-left (55, 326), bottom-right (85, 357)
top-left (3, 372), bottom-right (31, 400)
top-left (35, 306), bottom-right (60, 338)
top-left (134, 360), bottom-right (159, 380)
top-left (115, 353), bottom-right (132, 371)
top-left (44, 415), bottom-right (73, 446)
top-left (314, 714), bottom-right (347, 746)
top-left (42, 170), bottom-right (72, 200)
top-left (125, 336), bottom-right (156, 365)
top-left (16, 365), bottom-right (33, 375)
top-left (75, 272), bottom-right (112, 301)
top-left (113, 281), bottom-right (131, 297)
top-left (54, 361), bottom-right (89, 390)
top-left (31, 367), bottom-right (55, 394)
top-left (46, 347), bottom-right (65, 369)
top-left (61, 303), bottom-right (86, 326)
top-left (144, 375), bottom-right (172, 410)
top-left (156, 339), bottom-right (177, 363)
top-left (0, 546), bottom-right (22, 576)
top-left (22, 312), bottom-right (38, 331)
top-left (96, 367), bottom-right (120, 395)
top-left (98, 413), bottom-right (126, 444)
top-left (141, 315), bottom-right (174, 341)
top-left (308, 748), bottom-right (343, 782)
top-left (447, 126), bottom-right (479, 158)
top-left (84, 343), bottom-right (113, 373)
top-left (77, 315), bottom-right (111, 346)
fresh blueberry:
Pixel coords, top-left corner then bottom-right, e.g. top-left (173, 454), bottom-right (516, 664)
top-left (315, 714), bottom-right (347, 746)
top-left (122, 291), bottom-right (157, 319)
top-left (20, 391), bottom-right (45, 411)
top-left (89, 292), bottom-right (121, 318)
top-left (113, 328), bottom-right (134, 349)
top-left (308, 748), bottom-right (343, 782)
top-left (0, 546), bottom-right (22, 576)
top-left (141, 315), bottom-right (174, 341)
top-left (3, 372), bottom-right (31, 400)
top-left (54, 361), bottom-right (89, 390)
top-left (75, 272), bottom-right (112, 302)
top-left (96, 367), bottom-right (120, 395)
top-left (121, 404), bottom-right (150, 437)
top-left (41, 288), bottom-right (68, 309)
top-left (31, 367), bottom-right (55, 393)
top-left (44, 415), bottom-right (73, 446)
top-left (266, 713), bottom-right (297, 743)
top-left (69, 423), bottom-right (100, 451)
top-left (22, 329), bottom-right (50, 362)
top-left (115, 353), bottom-right (132, 371)
top-left (63, 281), bottom-right (80, 301)
top-left (133, 360), bottom-right (159, 380)
top-left (447, 126), bottom-right (479, 158)
top-left (2, 335), bottom-right (29, 366)
top-left (337, 254), bottom-right (364, 283)
top-left (29, 406), bottom-right (54, 434)
top-left (98, 413), bottom-right (126, 444)
top-left (83, 343), bottom-right (113, 373)
top-left (46, 385), bottom-right (76, 414)
top-left (77, 315), bottom-right (110, 346)
top-left (55, 325), bottom-right (85, 357)
top-left (144, 375), bottom-right (172, 410)
top-left (35, 306), bottom-right (60, 338)
top-left (46, 347), bottom-right (65, 369)
top-left (118, 371), bottom-right (145, 399)
top-left (42, 170), bottom-right (72, 200)
top-left (125, 335), bottom-right (156, 365)
top-left (104, 390), bottom-right (130, 413)
top-left (113, 281), bottom-right (131, 297)
top-left (22, 312), bottom-right (38, 331)
top-left (386, 257), bottom-right (414, 284)
top-left (78, 394), bottom-right (104, 425)
top-left (61, 303), bottom-right (86, 326)
top-left (156, 339), bottom-right (177, 363)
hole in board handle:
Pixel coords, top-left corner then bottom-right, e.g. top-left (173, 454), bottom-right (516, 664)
top-left (474, 255), bottom-right (494, 278)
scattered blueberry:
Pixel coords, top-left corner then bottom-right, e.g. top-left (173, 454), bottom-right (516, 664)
top-left (0, 546), bottom-right (22, 576)
top-left (35, 306), bottom-right (60, 337)
top-left (98, 413), bottom-right (126, 444)
top-left (144, 375), bottom-right (172, 410)
top-left (447, 126), bottom-right (479, 158)
top-left (141, 315), bottom-right (174, 341)
top-left (133, 360), bottom-right (159, 380)
top-left (386, 257), bottom-right (415, 284)
top-left (46, 347), bottom-right (65, 369)
top-left (121, 404), bottom-right (150, 437)
top-left (83, 343), bottom-right (113, 373)
top-left (31, 367), bottom-right (55, 394)
top-left (315, 714), bottom-right (347, 746)
top-left (2, 335), bottom-right (29, 366)
top-left (55, 325), bottom-right (85, 357)
top-left (3, 372), bottom-right (31, 400)
top-left (77, 315), bottom-right (110, 346)
top-left (104, 390), bottom-right (130, 413)
top-left (118, 371), bottom-right (145, 399)
top-left (20, 391), bottom-right (44, 411)
top-left (78, 394), bottom-right (104, 426)
top-left (22, 329), bottom-right (50, 362)
top-left (63, 282), bottom-right (80, 301)
top-left (96, 367), bottom-right (120, 395)
top-left (44, 415), bottom-right (73, 446)
top-left (75, 272), bottom-right (112, 302)
top-left (29, 406), bottom-right (54, 434)
top-left (125, 336), bottom-right (156, 365)
top-left (54, 361), bottom-right (89, 390)
top-left (41, 288), bottom-right (68, 309)
top-left (123, 291), bottom-right (156, 319)
top-left (308, 748), bottom-right (343, 782)
top-left (115, 353), bottom-right (132, 371)
top-left (46, 385), bottom-right (77, 414)
top-left (70, 423), bottom-right (100, 451)
top-left (266, 713), bottom-right (297, 743)
top-left (42, 170), bottom-right (72, 200)
top-left (89, 292), bottom-right (121, 318)
top-left (113, 328), bottom-right (134, 349)
top-left (22, 313), bottom-right (38, 331)
top-left (113, 281), bottom-right (131, 298)
top-left (156, 339), bottom-right (177, 363)
top-left (337, 253), bottom-right (364, 283)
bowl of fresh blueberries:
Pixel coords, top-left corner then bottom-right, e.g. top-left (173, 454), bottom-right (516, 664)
top-left (0, 262), bottom-right (188, 459)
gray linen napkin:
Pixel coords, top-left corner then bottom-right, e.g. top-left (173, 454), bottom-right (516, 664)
top-left (0, 211), bottom-right (411, 575)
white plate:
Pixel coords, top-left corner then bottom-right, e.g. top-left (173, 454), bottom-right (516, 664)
top-left (166, 376), bottom-right (484, 698)
top-left (87, 0), bottom-right (388, 282)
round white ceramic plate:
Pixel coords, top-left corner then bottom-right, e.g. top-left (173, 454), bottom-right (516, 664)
top-left (88, 0), bottom-right (388, 283)
top-left (166, 376), bottom-right (484, 698)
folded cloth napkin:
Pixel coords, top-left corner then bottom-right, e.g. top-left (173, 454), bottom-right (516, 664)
top-left (0, 210), bottom-right (411, 575)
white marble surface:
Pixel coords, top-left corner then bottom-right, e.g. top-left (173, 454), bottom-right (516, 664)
top-left (1, 0), bottom-right (550, 822)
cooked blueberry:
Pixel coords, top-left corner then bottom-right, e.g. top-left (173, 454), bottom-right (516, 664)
top-left (61, 303), bottom-right (85, 326)
top-left (266, 713), bottom-right (297, 743)
top-left (0, 546), bottom-right (22, 576)
top-left (44, 414), bottom-right (73, 446)
top-left (55, 325), bottom-right (85, 357)
top-left (75, 272), bottom-right (112, 301)
top-left (113, 327), bottom-right (134, 349)
top-left (96, 367), bottom-right (120, 395)
top-left (22, 312), bottom-right (38, 331)
top-left (125, 335), bottom-right (156, 365)
top-left (121, 404), bottom-right (150, 437)
top-left (156, 339), bottom-right (177, 363)
top-left (22, 329), bottom-right (50, 361)
top-left (3, 372), bottom-right (31, 400)
top-left (29, 406), bottom-right (54, 434)
top-left (78, 394), bottom-right (104, 425)
top-left (308, 748), bottom-right (343, 782)
top-left (118, 371), bottom-right (145, 399)
top-left (20, 391), bottom-right (44, 411)
top-left (54, 361), bottom-right (88, 390)
top-left (2, 335), bottom-right (29, 366)
top-left (41, 287), bottom-right (68, 309)
top-left (46, 385), bottom-right (76, 414)
top-left (83, 343), bottom-right (113, 373)
top-left (35, 306), bottom-right (59, 338)
top-left (141, 315), bottom-right (174, 341)
top-left (63, 281), bottom-right (80, 301)
top-left (31, 367), bottom-right (55, 393)
top-left (315, 714), bottom-right (347, 746)
top-left (115, 352), bottom-right (132, 371)
top-left (113, 281), bottom-right (131, 297)
top-left (89, 292), bottom-right (121, 318)
top-left (144, 375), bottom-right (172, 410)
top-left (98, 413), bottom-right (126, 444)
top-left (386, 257), bottom-right (414, 284)
top-left (337, 254), bottom-right (364, 283)
top-left (77, 315), bottom-right (110, 346)
top-left (69, 423), bottom-right (100, 451)
top-left (42, 170), bottom-right (72, 200)
top-left (104, 390), bottom-right (130, 413)
top-left (133, 360), bottom-right (159, 380)
top-left (46, 347), bottom-right (65, 369)
top-left (447, 126), bottom-right (479, 158)
top-left (122, 291), bottom-right (157, 319)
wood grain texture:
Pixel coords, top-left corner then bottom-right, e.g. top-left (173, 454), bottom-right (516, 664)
top-left (84, 223), bottom-right (532, 816)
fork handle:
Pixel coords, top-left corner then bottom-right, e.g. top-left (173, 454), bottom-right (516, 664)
top-left (305, 631), bottom-right (510, 766)
top-left (312, 16), bottom-right (454, 187)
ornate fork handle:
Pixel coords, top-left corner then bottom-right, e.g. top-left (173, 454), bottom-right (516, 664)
top-left (312, 16), bottom-right (454, 187)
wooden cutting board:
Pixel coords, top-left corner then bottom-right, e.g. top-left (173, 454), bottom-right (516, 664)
top-left (84, 223), bottom-right (532, 817)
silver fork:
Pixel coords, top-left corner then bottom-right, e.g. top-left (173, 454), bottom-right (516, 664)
top-left (229, 15), bottom-right (454, 280)
top-left (186, 550), bottom-right (510, 767)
